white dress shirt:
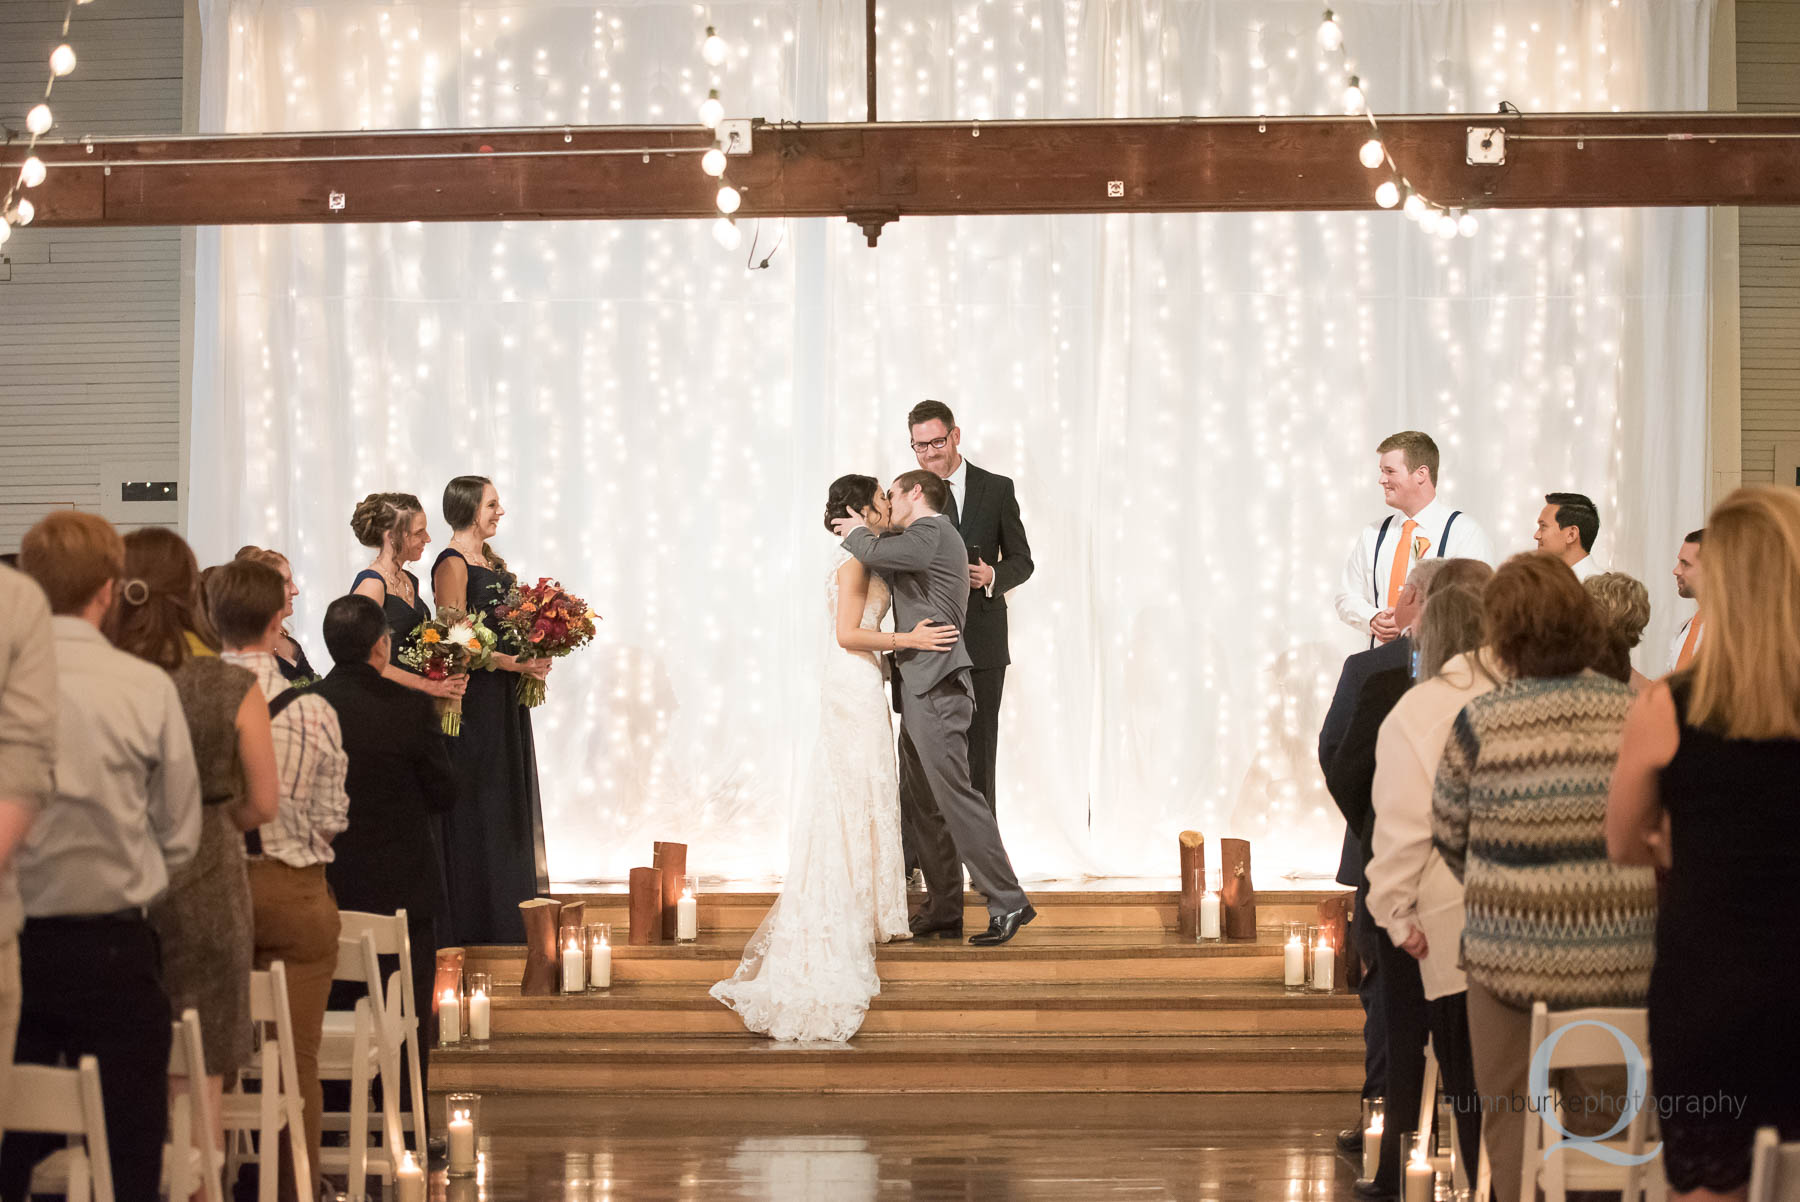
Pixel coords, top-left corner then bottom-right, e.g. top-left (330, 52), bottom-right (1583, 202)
top-left (1571, 554), bottom-right (1602, 583)
top-left (224, 651), bottom-right (349, 867)
top-left (1335, 496), bottom-right (1495, 635)
top-left (1667, 612), bottom-right (1704, 673)
top-left (1367, 649), bottom-right (1504, 1000)
top-left (940, 457), bottom-right (994, 599)
top-left (16, 618), bottom-right (201, 917)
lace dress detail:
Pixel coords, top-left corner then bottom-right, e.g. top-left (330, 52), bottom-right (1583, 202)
top-left (711, 548), bottom-right (910, 1042)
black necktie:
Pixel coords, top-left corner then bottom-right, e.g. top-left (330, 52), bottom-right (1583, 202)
top-left (944, 482), bottom-right (960, 529)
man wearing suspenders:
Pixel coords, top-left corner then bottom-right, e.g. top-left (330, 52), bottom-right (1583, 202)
top-left (1335, 431), bottom-right (1494, 646)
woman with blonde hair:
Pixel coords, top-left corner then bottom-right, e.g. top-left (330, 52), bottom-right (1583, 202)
top-left (1609, 486), bottom-right (1800, 1201)
top-left (235, 545), bottom-right (316, 682)
top-left (1584, 570), bottom-right (1653, 692)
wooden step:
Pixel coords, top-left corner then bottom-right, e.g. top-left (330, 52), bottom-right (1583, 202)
top-left (480, 979), bottom-right (1360, 1037)
top-left (464, 928), bottom-right (1299, 986)
top-left (431, 1032), bottom-right (1367, 1094)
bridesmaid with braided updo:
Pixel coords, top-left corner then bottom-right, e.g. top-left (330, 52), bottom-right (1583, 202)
top-left (348, 492), bottom-right (467, 705)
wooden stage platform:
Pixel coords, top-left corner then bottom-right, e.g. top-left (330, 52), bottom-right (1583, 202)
top-left (434, 886), bottom-right (1366, 1096)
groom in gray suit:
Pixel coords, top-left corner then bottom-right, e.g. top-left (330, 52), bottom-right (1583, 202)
top-left (834, 469), bottom-right (1035, 945)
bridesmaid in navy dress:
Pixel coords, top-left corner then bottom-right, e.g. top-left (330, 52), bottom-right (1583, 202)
top-left (348, 492), bottom-right (467, 708)
top-left (432, 476), bottom-right (550, 945)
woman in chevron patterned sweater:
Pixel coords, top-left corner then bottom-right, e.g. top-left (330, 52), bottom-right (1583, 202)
top-left (1430, 552), bottom-right (1659, 1202)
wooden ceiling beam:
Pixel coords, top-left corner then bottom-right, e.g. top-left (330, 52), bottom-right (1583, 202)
top-left (7, 113), bottom-right (1798, 238)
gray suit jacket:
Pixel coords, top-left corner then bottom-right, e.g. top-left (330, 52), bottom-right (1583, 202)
top-left (842, 514), bottom-right (973, 696)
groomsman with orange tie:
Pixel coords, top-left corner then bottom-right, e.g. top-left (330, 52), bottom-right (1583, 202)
top-left (1668, 528), bottom-right (1705, 671)
top-left (1335, 431), bottom-right (1494, 646)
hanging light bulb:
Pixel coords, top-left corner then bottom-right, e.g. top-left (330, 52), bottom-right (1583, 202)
top-left (1435, 211), bottom-right (1460, 239)
top-left (713, 217), bottom-right (740, 249)
top-left (1358, 138), bottom-right (1385, 169)
top-left (26, 104), bottom-right (53, 136)
top-left (15, 199), bottom-right (34, 226)
top-left (20, 157), bottom-right (47, 188)
top-left (50, 45), bottom-right (77, 77)
top-left (1341, 76), bottom-right (1365, 114)
top-left (1316, 9), bottom-right (1343, 51)
top-left (1457, 210), bottom-right (1479, 237)
top-left (0, 217), bottom-right (11, 247)
top-left (1374, 181), bottom-right (1400, 209)
top-left (698, 89), bottom-right (724, 129)
top-left (1402, 192), bottom-right (1428, 222)
top-left (702, 26), bottom-right (728, 67)
top-left (715, 184), bottom-right (741, 215)
top-left (701, 147), bottom-right (727, 177)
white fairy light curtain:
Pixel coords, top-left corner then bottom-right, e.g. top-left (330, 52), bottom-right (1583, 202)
top-left (189, 0), bottom-right (1715, 883)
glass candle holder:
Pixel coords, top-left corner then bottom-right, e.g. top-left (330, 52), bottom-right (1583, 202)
top-left (437, 979), bottom-right (463, 1046)
top-left (1282, 921), bottom-right (1307, 991)
top-left (1404, 1130), bottom-right (1435, 1202)
top-left (677, 875), bottom-right (700, 943)
top-left (1309, 926), bottom-right (1337, 993)
top-left (445, 1092), bottom-right (482, 1178)
top-left (560, 927), bottom-right (586, 994)
top-left (466, 971), bottom-right (492, 1043)
top-left (1361, 1097), bottom-right (1385, 1182)
top-left (586, 922), bottom-right (613, 990)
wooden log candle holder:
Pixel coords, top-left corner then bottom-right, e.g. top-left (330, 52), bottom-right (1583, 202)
top-left (1177, 831), bottom-right (1207, 939)
top-left (629, 867), bottom-right (664, 946)
top-left (1317, 892), bottom-right (1359, 989)
top-left (1220, 838), bottom-right (1257, 940)
top-left (653, 841), bottom-right (688, 941)
top-left (517, 898), bottom-right (563, 996)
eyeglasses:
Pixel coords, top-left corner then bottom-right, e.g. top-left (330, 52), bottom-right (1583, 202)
top-left (909, 436), bottom-right (950, 453)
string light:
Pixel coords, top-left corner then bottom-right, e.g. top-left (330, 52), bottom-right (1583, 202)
top-left (20, 158), bottom-right (47, 189)
top-left (715, 184), bottom-right (741, 215)
top-left (695, 22), bottom-right (741, 255)
top-left (26, 105), bottom-right (53, 136)
top-left (700, 148), bottom-right (727, 177)
top-left (1316, 9), bottom-right (1343, 51)
top-left (14, 199), bottom-right (34, 226)
top-left (1358, 138), bottom-right (1386, 169)
top-left (1374, 180), bottom-right (1399, 208)
top-left (3, 0), bottom-right (87, 245)
top-left (712, 216), bottom-right (741, 249)
top-left (701, 26), bottom-right (727, 67)
top-left (698, 89), bottom-right (723, 129)
top-left (50, 45), bottom-right (77, 77)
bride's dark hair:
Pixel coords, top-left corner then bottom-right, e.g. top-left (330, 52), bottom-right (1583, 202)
top-left (824, 474), bottom-right (880, 533)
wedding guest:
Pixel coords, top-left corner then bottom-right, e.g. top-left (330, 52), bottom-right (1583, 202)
top-left (1367, 583), bottom-right (1499, 1187)
top-left (1, 512), bottom-right (201, 1202)
top-left (1667, 528), bottom-right (1705, 671)
top-left (1323, 556), bottom-right (1491, 1196)
top-left (1533, 492), bottom-right (1602, 581)
top-left (315, 595), bottom-right (455, 1095)
top-left (212, 558), bottom-right (348, 1202)
top-left (431, 476), bottom-right (549, 944)
top-left (349, 492), bottom-right (467, 706)
top-left (1608, 486), bottom-right (1800, 1201)
top-left (107, 529), bottom-right (279, 1163)
top-left (0, 562), bottom-right (56, 1138)
top-left (236, 545), bottom-right (318, 682)
top-left (905, 400), bottom-right (1033, 823)
top-left (1584, 572), bottom-right (1653, 692)
top-left (1432, 553), bottom-right (1657, 1202)
top-left (1335, 431), bottom-right (1494, 645)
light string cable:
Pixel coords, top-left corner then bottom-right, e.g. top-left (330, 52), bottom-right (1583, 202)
top-left (696, 18), bottom-right (744, 251)
top-left (1, 0), bottom-right (85, 247)
top-left (1317, 7), bottom-right (1479, 239)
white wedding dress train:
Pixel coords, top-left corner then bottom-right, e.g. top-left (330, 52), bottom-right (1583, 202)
top-left (710, 548), bottom-right (911, 1042)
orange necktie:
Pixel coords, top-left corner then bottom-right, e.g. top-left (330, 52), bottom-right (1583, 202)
top-left (1676, 616), bottom-right (1704, 669)
top-left (1384, 519), bottom-right (1419, 610)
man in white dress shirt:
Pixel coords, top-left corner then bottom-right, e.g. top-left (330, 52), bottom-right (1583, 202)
top-left (1668, 528), bottom-right (1705, 671)
top-left (1335, 431), bottom-right (1494, 644)
top-left (1533, 492), bottom-right (1603, 581)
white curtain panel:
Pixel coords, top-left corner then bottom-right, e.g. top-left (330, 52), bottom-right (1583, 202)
top-left (190, 0), bottom-right (1715, 883)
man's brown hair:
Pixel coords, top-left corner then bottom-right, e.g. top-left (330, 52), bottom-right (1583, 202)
top-left (205, 558), bottom-right (287, 648)
top-left (892, 469), bottom-right (950, 515)
top-left (1377, 430), bottom-right (1440, 486)
top-left (1483, 553), bottom-right (1605, 679)
top-left (907, 399), bottom-right (957, 434)
top-left (19, 511), bottom-right (124, 615)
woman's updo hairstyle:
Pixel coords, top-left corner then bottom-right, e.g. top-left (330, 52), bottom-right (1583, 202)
top-left (350, 492), bottom-right (425, 552)
top-left (442, 475), bottom-right (509, 575)
top-left (823, 474), bottom-right (880, 534)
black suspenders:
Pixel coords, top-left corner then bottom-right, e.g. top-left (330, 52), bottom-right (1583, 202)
top-left (1370, 511), bottom-right (1463, 607)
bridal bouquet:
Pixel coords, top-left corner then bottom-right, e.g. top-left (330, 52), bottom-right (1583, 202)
top-left (398, 607), bottom-right (497, 735)
top-left (491, 577), bottom-right (599, 707)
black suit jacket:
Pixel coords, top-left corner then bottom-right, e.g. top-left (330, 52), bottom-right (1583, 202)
top-left (1322, 665), bottom-right (1413, 878)
top-left (1318, 636), bottom-right (1413, 885)
top-left (953, 461), bottom-right (1034, 669)
top-left (313, 661), bottom-right (457, 919)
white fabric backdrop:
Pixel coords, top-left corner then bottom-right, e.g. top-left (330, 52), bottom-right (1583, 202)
top-left (190, 0), bottom-right (1715, 883)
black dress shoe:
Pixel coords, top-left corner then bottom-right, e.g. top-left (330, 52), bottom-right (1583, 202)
top-left (909, 914), bottom-right (962, 939)
top-left (969, 903), bottom-right (1037, 946)
top-left (1336, 1127), bottom-right (1362, 1156)
top-left (1351, 1180), bottom-right (1395, 1201)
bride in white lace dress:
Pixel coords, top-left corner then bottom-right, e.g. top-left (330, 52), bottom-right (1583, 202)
top-left (711, 475), bottom-right (961, 1042)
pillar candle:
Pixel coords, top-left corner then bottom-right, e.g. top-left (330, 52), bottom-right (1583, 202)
top-left (447, 1109), bottom-right (476, 1174)
top-left (1199, 892), bottom-right (1221, 939)
top-left (468, 988), bottom-right (490, 1041)
top-left (439, 989), bottom-right (461, 1044)
top-left (676, 892), bottom-right (699, 941)
top-left (1312, 941), bottom-right (1335, 991)
top-left (1283, 936), bottom-right (1305, 987)
top-left (561, 939), bottom-right (584, 993)
top-left (590, 938), bottom-right (612, 988)
top-left (396, 1151), bottom-right (425, 1202)
top-left (1363, 1120), bottom-right (1383, 1181)
top-left (1404, 1155), bottom-right (1433, 1202)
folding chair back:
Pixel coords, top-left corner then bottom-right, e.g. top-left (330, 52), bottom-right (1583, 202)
top-left (1, 1055), bottom-right (115, 1202)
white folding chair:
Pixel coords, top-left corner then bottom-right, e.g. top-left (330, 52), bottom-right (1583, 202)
top-left (1750, 1126), bottom-right (1800, 1202)
top-left (165, 1007), bottom-right (225, 1202)
top-left (222, 962), bottom-right (312, 1202)
top-left (1414, 1036), bottom-right (1470, 1191)
top-left (316, 931), bottom-right (406, 1200)
top-left (336, 909), bottom-right (428, 1153)
top-left (0, 1055), bottom-right (115, 1202)
top-left (1523, 1002), bottom-right (1667, 1202)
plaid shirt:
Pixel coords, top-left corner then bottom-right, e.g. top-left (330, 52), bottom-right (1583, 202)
top-left (223, 650), bottom-right (349, 866)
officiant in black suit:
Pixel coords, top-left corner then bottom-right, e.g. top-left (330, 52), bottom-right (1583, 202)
top-left (904, 399), bottom-right (1034, 822)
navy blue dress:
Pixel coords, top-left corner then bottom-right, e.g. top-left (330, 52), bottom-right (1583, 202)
top-left (431, 549), bottom-right (547, 945)
top-left (352, 567), bottom-right (430, 652)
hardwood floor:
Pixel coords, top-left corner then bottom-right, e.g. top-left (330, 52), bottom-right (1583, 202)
top-left (430, 1091), bottom-right (1367, 1201)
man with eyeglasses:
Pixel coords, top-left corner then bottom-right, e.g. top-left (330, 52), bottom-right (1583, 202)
top-left (903, 400), bottom-right (1034, 836)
